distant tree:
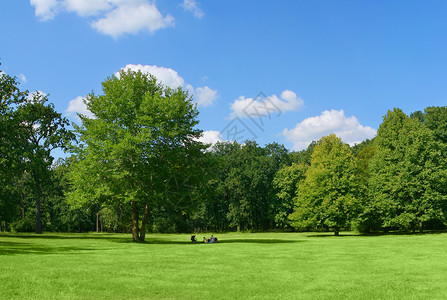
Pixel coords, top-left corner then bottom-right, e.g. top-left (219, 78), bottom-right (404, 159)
top-left (289, 141), bottom-right (317, 165)
top-left (289, 134), bottom-right (359, 235)
top-left (351, 143), bottom-right (377, 232)
top-left (273, 162), bottom-right (307, 228)
top-left (0, 70), bottom-right (27, 226)
top-left (68, 70), bottom-right (206, 242)
top-left (14, 92), bottom-right (75, 233)
top-left (423, 106), bottom-right (447, 146)
top-left (367, 108), bottom-right (447, 232)
top-left (351, 138), bottom-right (375, 156)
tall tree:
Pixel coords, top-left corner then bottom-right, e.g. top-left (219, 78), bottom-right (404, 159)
top-left (68, 69), bottom-right (206, 242)
top-left (289, 134), bottom-right (359, 235)
top-left (15, 92), bottom-right (74, 233)
top-left (367, 108), bottom-right (447, 232)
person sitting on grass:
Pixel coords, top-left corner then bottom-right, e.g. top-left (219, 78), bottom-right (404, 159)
top-left (203, 237), bottom-right (209, 243)
top-left (191, 235), bottom-right (197, 243)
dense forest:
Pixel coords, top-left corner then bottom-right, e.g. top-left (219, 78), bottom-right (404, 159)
top-left (1, 69), bottom-right (446, 240)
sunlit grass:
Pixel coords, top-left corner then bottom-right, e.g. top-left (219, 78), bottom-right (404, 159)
top-left (0, 231), bottom-right (446, 299)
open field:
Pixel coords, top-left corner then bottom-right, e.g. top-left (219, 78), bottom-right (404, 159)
top-left (0, 232), bottom-right (446, 299)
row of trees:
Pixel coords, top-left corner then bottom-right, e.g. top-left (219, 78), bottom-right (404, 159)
top-left (1, 67), bottom-right (446, 240)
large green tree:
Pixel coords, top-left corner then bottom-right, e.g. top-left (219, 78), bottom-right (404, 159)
top-left (68, 70), bottom-right (206, 242)
top-left (289, 134), bottom-right (359, 235)
top-left (367, 108), bottom-right (447, 232)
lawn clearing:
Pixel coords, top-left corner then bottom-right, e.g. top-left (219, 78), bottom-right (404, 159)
top-left (0, 232), bottom-right (446, 299)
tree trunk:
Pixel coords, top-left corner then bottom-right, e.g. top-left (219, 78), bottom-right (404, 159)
top-left (131, 201), bottom-right (139, 242)
top-left (96, 213), bottom-right (99, 233)
top-left (139, 203), bottom-right (150, 242)
top-left (33, 170), bottom-right (43, 234)
top-left (419, 221), bottom-right (423, 233)
top-left (334, 227), bottom-right (339, 236)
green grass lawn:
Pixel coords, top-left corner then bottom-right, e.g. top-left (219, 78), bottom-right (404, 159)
top-left (0, 231), bottom-right (446, 299)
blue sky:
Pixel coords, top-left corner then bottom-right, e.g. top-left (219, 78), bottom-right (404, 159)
top-left (2, 0), bottom-right (447, 152)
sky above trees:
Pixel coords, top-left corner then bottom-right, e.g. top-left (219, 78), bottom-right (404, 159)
top-left (2, 0), bottom-right (447, 152)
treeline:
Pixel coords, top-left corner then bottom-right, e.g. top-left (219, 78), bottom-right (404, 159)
top-left (1, 68), bottom-right (446, 237)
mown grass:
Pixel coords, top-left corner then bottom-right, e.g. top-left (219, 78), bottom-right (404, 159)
top-left (0, 231), bottom-right (446, 299)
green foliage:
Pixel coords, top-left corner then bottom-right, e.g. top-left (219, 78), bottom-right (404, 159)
top-left (15, 92), bottom-right (74, 233)
top-left (289, 134), bottom-right (359, 235)
top-left (2, 61), bottom-right (447, 235)
top-left (365, 108), bottom-right (447, 232)
top-left (289, 140), bottom-right (317, 165)
top-left (423, 106), bottom-right (447, 144)
top-left (0, 68), bottom-right (74, 233)
top-left (68, 69), bottom-right (206, 241)
top-left (0, 71), bottom-right (27, 224)
top-left (273, 162), bottom-right (307, 228)
top-left (202, 141), bottom-right (290, 231)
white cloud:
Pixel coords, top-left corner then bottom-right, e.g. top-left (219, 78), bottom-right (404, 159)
top-left (18, 74), bottom-right (27, 83)
top-left (30, 0), bottom-right (59, 21)
top-left (181, 0), bottom-right (204, 18)
top-left (66, 96), bottom-right (94, 120)
top-left (282, 109), bottom-right (377, 150)
top-left (91, 2), bottom-right (174, 39)
top-left (118, 64), bottom-right (217, 107)
top-left (30, 0), bottom-right (175, 38)
top-left (64, 0), bottom-right (111, 17)
top-left (194, 86), bottom-right (218, 107)
top-left (230, 90), bottom-right (304, 119)
top-left (119, 64), bottom-right (184, 88)
top-left (197, 130), bottom-right (224, 146)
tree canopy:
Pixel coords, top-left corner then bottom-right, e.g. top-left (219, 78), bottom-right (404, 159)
top-left (68, 69), bottom-right (207, 241)
top-left (289, 134), bottom-right (359, 235)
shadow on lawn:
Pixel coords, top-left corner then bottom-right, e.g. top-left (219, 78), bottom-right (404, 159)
top-left (0, 241), bottom-right (100, 256)
top-left (307, 234), bottom-right (358, 238)
top-left (142, 238), bottom-right (302, 245)
top-left (0, 233), bottom-right (128, 243)
top-left (307, 230), bottom-right (447, 238)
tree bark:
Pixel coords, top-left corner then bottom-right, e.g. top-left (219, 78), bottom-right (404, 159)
top-left (33, 170), bottom-right (43, 234)
top-left (139, 203), bottom-right (150, 242)
top-left (131, 201), bottom-right (139, 242)
top-left (96, 213), bottom-right (99, 233)
top-left (334, 227), bottom-right (339, 236)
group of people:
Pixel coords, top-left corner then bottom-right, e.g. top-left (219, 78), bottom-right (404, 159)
top-left (190, 234), bottom-right (219, 244)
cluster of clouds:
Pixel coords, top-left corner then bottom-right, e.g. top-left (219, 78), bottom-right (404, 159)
top-left (197, 92), bottom-right (376, 150)
top-left (30, 0), bottom-right (203, 38)
top-left (66, 64), bottom-right (218, 120)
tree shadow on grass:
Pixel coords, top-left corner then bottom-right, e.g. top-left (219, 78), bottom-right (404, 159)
top-left (307, 230), bottom-right (447, 238)
top-left (0, 241), bottom-right (101, 256)
top-left (307, 234), bottom-right (358, 238)
top-left (138, 238), bottom-right (303, 245)
top-left (0, 233), bottom-right (129, 243)
top-left (358, 230), bottom-right (447, 237)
